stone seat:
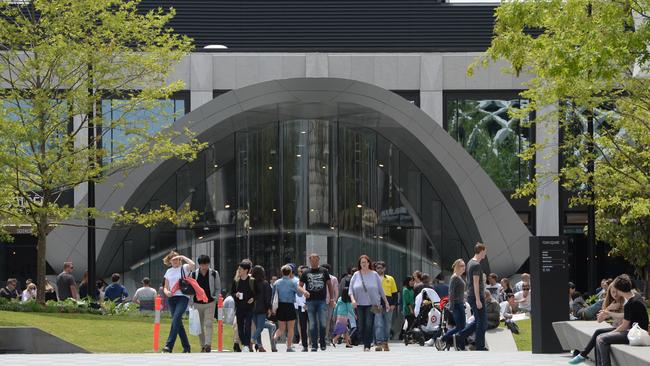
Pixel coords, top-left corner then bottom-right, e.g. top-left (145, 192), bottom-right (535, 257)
top-left (552, 321), bottom-right (650, 366)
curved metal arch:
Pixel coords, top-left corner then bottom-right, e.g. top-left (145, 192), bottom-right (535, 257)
top-left (48, 78), bottom-right (531, 276)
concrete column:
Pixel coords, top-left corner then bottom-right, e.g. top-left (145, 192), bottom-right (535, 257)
top-left (535, 106), bottom-right (560, 236)
top-left (190, 91), bottom-right (214, 111)
top-left (419, 54), bottom-right (444, 126)
top-left (306, 53), bottom-right (329, 77)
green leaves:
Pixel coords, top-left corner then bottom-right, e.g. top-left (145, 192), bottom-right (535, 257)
top-left (0, 0), bottom-right (200, 302)
top-left (474, 0), bottom-right (650, 284)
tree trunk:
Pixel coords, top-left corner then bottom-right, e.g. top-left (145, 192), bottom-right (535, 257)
top-left (35, 218), bottom-right (48, 305)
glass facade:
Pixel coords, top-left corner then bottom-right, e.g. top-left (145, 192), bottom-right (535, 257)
top-left (446, 96), bottom-right (531, 191)
top-left (101, 96), bottom-right (187, 163)
top-left (102, 107), bottom-right (470, 289)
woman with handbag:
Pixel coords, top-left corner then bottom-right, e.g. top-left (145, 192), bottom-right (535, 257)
top-left (348, 255), bottom-right (390, 352)
top-left (161, 250), bottom-right (195, 353)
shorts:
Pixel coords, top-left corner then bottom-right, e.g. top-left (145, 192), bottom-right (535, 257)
top-left (276, 302), bottom-right (297, 321)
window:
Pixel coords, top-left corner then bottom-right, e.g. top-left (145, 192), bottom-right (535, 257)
top-left (101, 92), bottom-right (189, 163)
top-left (445, 93), bottom-right (532, 191)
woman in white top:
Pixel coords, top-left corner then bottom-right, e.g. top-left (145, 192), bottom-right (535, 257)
top-left (161, 250), bottom-right (195, 353)
top-left (21, 283), bottom-right (37, 302)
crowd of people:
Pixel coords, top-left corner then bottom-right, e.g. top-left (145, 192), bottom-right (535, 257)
top-left (2, 240), bottom-right (646, 365)
top-left (156, 241), bottom-right (538, 353)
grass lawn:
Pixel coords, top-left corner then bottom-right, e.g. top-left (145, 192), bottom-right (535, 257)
top-left (0, 310), bottom-right (233, 353)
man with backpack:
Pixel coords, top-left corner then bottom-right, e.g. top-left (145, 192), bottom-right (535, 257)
top-left (190, 255), bottom-right (221, 352)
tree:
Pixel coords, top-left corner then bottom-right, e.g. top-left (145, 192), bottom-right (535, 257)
top-left (0, 0), bottom-right (205, 303)
top-left (470, 0), bottom-right (650, 297)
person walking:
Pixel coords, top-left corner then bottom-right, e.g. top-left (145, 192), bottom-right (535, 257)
top-left (251, 265), bottom-right (273, 352)
top-left (231, 260), bottom-right (256, 352)
top-left (436, 259), bottom-right (466, 350)
top-left (455, 243), bottom-right (488, 351)
top-left (56, 262), bottom-right (78, 300)
top-left (161, 250), bottom-right (195, 353)
top-left (401, 276), bottom-right (415, 335)
top-left (322, 263), bottom-right (338, 342)
top-left (374, 260), bottom-right (398, 349)
top-left (348, 255), bottom-right (390, 352)
top-left (189, 255), bottom-right (221, 352)
top-left (299, 253), bottom-right (336, 352)
top-left (294, 265), bottom-right (309, 351)
top-left (273, 265), bottom-right (308, 352)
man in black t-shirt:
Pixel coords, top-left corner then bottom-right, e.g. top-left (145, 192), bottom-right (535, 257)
top-left (595, 274), bottom-right (649, 366)
top-left (299, 253), bottom-right (335, 351)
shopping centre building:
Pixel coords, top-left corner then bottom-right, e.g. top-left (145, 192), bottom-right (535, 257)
top-left (2, 0), bottom-right (625, 292)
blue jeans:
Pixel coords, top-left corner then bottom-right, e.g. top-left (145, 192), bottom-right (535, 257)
top-left (252, 313), bottom-right (273, 347)
top-left (236, 307), bottom-right (254, 347)
top-left (166, 296), bottom-right (190, 351)
top-left (373, 308), bottom-right (389, 343)
top-left (306, 300), bottom-right (328, 349)
top-left (457, 296), bottom-right (487, 350)
top-left (357, 305), bottom-right (375, 349)
top-left (440, 302), bottom-right (467, 343)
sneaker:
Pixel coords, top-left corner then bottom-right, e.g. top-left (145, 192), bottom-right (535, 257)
top-left (320, 345), bottom-right (326, 351)
top-left (287, 347), bottom-right (295, 352)
top-left (382, 342), bottom-right (390, 351)
top-left (311, 348), bottom-right (318, 352)
top-left (161, 346), bottom-right (172, 353)
top-left (302, 347), bottom-right (309, 352)
top-left (375, 345), bottom-right (383, 351)
top-left (182, 348), bottom-right (191, 353)
top-left (204, 345), bottom-right (211, 353)
top-left (424, 338), bottom-right (435, 347)
top-left (568, 355), bottom-right (586, 365)
top-left (233, 343), bottom-right (241, 352)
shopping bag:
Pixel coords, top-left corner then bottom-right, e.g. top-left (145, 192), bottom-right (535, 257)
top-left (271, 290), bottom-right (279, 313)
top-left (189, 307), bottom-right (202, 336)
top-left (627, 322), bottom-right (650, 346)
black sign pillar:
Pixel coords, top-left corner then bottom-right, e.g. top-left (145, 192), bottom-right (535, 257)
top-left (530, 236), bottom-right (568, 353)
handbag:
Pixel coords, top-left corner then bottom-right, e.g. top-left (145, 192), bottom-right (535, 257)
top-left (271, 286), bottom-right (279, 313)
top-left (179, 265), bottom-right (196, 296)
top-left (359, 272), bottom-right (383, 314)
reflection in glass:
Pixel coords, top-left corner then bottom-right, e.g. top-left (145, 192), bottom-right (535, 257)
top-left (446, 98), bottom-right (531, 191)
top-left (104, 111), bottom-right (468, 290)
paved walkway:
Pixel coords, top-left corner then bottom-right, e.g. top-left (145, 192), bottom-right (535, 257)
top-left (0, 343), bottom-right (575, 366)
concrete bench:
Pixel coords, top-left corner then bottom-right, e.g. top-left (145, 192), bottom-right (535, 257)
top-left (552, 321), bottom-right (650, 366)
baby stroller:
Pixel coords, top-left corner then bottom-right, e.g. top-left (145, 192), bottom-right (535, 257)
top-left (403, 288), bottom-right (446, 346)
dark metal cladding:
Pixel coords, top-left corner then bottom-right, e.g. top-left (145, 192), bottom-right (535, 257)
top-left (139, 0), bottom-right (497, 52)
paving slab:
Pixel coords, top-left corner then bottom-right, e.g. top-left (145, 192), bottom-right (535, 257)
top-left (0, 342), bottom-right (576, 366)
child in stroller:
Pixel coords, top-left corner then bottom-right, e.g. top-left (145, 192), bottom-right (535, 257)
top-left (403, 288), bottom-right (446, 346)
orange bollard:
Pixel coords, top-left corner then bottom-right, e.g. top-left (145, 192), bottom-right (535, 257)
top-left (217, 294), bottom-right (224, 352)
top-left (153, 295), bottom-right (161, 352)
